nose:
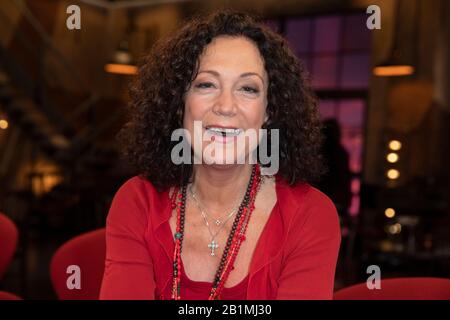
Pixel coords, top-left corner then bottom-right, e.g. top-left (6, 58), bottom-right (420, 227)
top-left (212, 88), bottom-right (236, 117)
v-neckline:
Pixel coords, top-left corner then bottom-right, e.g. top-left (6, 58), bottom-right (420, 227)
top-left (180, 258), bottom-right (250, 291)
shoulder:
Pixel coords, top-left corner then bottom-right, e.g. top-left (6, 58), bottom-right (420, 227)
top-left (298, 184), bottom-right (338, 216)
top-left (280, 180), bottom-right (341, 243)
top-left (114, 176), bottom-right (157, 202)
top-left (106, 176), bottom-right (159, 228)
top-left (281, 178), bottom-right (338, 217)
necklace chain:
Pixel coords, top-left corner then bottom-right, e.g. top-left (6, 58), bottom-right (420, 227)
top-left (171, 165), bottom-right (262, 300)
top-left (189, 185), bottom-right (242, 256)
top-left (189, 185), bottom-right (239, 226)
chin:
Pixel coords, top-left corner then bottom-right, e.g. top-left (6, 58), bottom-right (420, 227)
top-left (202, 150), bottom-right (253, 166)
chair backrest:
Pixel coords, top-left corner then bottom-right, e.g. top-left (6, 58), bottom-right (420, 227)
top-left (0, 213), bottom-right (18, 280)
top-left (50, 228), bottom-right (106, 300)
top-left (334, 277), bottom-right (450, 300)
top-left (0, 291), bottom-right (22, 300)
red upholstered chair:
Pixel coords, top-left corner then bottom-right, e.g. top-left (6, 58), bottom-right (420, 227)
top-left (334, 277), bottom-right (450, 300)
top-left (0, 291), bottom-right (22, 300)
top-left (0, 213), bottom-right (18, 280)
top-left (50, 228), bottom-right (106, 300)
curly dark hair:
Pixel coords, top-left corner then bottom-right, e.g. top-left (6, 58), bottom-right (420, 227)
top-left (119, 10), bottom-right (326, 191)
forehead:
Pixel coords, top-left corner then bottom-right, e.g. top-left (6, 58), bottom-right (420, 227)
top-left (198, 36), bottom-right (266, 75)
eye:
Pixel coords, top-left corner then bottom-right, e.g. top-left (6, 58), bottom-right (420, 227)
top-left (241, 86), bottom-right (259, 94)
top-left (195, 82), bottom-right (215, 89)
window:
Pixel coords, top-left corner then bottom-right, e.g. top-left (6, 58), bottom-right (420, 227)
top-left (266, 13), bottom-right (371, 216)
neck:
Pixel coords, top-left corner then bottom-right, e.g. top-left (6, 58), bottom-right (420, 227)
top-left (191, 164), bottom-right (253, 212)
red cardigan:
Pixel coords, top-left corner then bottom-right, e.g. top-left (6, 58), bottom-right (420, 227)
top-left (99, 175), bottom-right (341, 300)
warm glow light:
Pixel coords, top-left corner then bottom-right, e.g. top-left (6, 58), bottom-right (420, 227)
top-left (389, 140), bottom-right (402, 151)
top-left (386, 223), bottom-right (402, 235)
top-left (105, 63), bottom-right (138, 75)
top-left (373, 65), bottom-right (414, 76)
top-left (387, 152), bottom-right (399, 163)
top-left (387, 169), bottom-right (400, 179)
top-left (385, 208), bottom-right (396, 218)
top-left (0, 119), bottom-right (8, 129)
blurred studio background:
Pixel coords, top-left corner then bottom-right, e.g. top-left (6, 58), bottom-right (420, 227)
top-left (0, 0), bottom-right (449, 299)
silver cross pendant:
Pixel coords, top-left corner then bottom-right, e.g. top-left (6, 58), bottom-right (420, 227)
top-left (208, 240), bottom-right (219, 256)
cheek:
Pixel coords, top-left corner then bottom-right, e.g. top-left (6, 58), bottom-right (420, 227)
top-left (242, 101), bottom-right (267, 128)
top-left (184, 94), bottom-right (209, 122)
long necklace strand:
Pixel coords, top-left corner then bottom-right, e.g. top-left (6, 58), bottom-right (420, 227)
top-left (208, 165), bottom-right (260, 299)
top-left (209, 167), bottom-right (261, 299)
top-left (171, 185), bottom-right (186, 300)
top-left (171, 164), bottom-right (260, 300)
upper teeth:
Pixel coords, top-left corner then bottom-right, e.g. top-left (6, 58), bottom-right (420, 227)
top-left (207, 127), bottom-right (242, 135)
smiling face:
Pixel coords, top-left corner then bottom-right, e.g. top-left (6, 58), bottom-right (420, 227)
top-left (183, 36), bottom-right (269, 165)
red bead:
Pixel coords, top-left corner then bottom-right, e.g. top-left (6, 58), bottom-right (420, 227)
top-left (169, 166), bottom-right (262, 301)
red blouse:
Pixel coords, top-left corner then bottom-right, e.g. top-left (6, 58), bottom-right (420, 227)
top-left (180, 258), bottom-right (249, 300)
top-left (100, 175), bottom-right (341, 300)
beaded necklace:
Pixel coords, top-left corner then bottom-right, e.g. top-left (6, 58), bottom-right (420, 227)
top-left (170, 164), bottom-right (261, 300)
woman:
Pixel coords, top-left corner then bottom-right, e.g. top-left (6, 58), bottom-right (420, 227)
top-left (100, 11), bottom-right (341, 300)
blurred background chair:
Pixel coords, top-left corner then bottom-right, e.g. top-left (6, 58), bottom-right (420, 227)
top-left (50, 228), bottom-right (105, 300)
top-left (0, 290), bottom-right (22, 300)
top-left (0, 213), bottom-right (18, 280)
top-left (334, 277), bottom-right (450, 300)
top-left (0, 213), bottom-right (22, 299)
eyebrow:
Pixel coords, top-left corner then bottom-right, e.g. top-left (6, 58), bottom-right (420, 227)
top-left (198, 69), bottom-right (266, 85)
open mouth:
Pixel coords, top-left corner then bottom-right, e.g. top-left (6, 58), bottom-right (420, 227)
top-left (205, 126), bottom-right (243, 137)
